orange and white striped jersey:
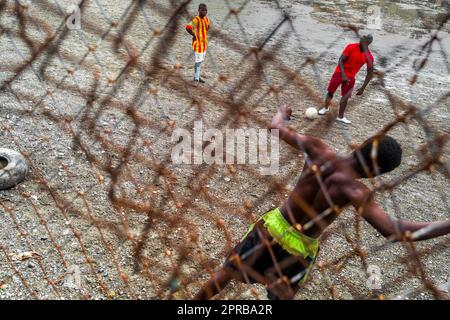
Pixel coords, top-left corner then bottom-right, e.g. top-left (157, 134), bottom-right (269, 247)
top-left (186, 16), bottom-right (210, 53)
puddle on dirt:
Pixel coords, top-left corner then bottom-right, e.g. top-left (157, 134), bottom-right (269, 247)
top-left (200, 0), bottom-right (449, 57)
top-left (303, 0), bottom-right (450, 39)
top-left (188, 0), bottom-right (449, 122)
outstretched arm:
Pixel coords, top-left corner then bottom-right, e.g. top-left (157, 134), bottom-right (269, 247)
top-left (270, 105), bottom-right (319, 155)
top-left (358, 197), bottom-right (450, 241)
top-left (356, 66), bottom-right (374, 96)
top-left (356, 53), bottom-right (374, 95)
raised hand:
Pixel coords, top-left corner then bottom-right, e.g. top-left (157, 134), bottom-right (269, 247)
top-left (279, 104), bottom-right (292, 120)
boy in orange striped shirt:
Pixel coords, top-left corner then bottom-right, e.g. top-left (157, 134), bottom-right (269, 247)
top-left (186, 3), bottom-right (210, 83)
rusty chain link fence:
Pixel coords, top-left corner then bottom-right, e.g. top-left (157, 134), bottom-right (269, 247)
top-left (0, 0), bottom-right (449, 299)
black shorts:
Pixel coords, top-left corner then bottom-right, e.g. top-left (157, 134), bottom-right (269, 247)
top-left (223, 220), bottom-right (316, 298)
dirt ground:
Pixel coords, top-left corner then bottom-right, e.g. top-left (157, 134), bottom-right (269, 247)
top-left (0, 0), bottom-right (449, 300)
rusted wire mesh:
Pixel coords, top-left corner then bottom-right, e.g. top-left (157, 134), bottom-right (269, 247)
top-left (0, 0), bottom-right (449, 300)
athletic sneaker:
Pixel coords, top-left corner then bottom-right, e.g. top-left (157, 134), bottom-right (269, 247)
top-left (194, 78), bottom-right (206, 83)
top-left (318, 108), bottom-right (329, 115)
top-left (336, 116), bottom-right (351, 124)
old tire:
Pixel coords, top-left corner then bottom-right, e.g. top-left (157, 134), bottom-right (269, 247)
top-left (0, 148), bottom-right (29, 190)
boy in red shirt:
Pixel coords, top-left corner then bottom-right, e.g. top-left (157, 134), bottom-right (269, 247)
top-left (318, 35), bottom-right (374, 124)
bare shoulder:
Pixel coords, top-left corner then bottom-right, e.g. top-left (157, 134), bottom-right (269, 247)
top-left (343, 180), bottom-right (373, 206)
top-left (305, 135), bottom-right (336, 160)
top-left (325, 172), bottom-right (370, 195)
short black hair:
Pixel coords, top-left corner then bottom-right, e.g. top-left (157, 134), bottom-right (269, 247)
top-left (199, 3), bottom-right (207, 9)
top-left (360, 34), bottom-right (373, 45)
top-left (353, 135), bottom-right (402, 177)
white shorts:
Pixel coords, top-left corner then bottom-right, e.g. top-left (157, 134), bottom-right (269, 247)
top-left (195, 51), bottom-right (206, 63)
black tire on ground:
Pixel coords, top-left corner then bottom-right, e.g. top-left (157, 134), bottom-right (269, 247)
top-left (0, 148), bottom-right (29, 190)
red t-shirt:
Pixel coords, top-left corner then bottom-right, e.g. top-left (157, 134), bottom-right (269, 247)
top-left (335, 43), bottom-right (374, 78)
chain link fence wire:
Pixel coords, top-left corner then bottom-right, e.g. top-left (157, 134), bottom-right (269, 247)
top-left (0, 0), bottom-right (449, 299)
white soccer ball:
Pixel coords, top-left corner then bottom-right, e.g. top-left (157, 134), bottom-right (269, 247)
top-left (305, 107), bottom-right (318, 119)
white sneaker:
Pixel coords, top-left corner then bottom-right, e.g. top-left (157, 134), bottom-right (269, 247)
top-left (318, 108), bottom-right (329, 115)
top-left (336, 116), bottom-right (351, 124)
